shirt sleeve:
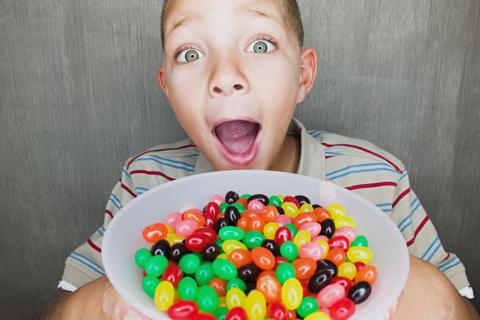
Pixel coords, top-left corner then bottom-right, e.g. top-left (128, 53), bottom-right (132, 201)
top-left (60, 164), bottom-right (137, 290)
top-left (390, 170), bottom-right (473, 298)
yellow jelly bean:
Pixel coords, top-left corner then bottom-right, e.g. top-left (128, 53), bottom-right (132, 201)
top-left (218, 296), bottom-right (227, 308)
top-left (245, 290), bottom-right (267, 320)
top-left (347, 246), bottom-right (373, 264)
top-left (299, 203), bottom-right (314, 213)
top-left (263, 222), bottom-right (280, 240)
top-left (315, 239), bottom-right (330, 259)
top-left (165, 232), bottom-right (185, 246)
top-left (154, 280), bottom-right (174, 311)
top-left (281, 278), bottom-right (303, 310)
top-left (216, 253), bottom-right (229, 260)
top-left (334, 216), bottom-right (356, 229)
top-left (222, 240), bottom-right (247, 254)
top-left (226, 287), bottom-right (246, 309)
top-left (338, 262), bottom-right (357, 280)
top-left (282, 202), bottom-right (300, 218)
top-left (277, 194), bottom-right (285, 201)
top-left (304, 311), bottom-right (331, 320)
top-left (165, 224), bottom-right (174, 233)
top-left (294, 230), bottom-right (311, 248)
top-left (327, 203), bottom-right (346, 219)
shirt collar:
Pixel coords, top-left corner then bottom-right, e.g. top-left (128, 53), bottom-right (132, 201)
top-left (194, 117), bottom-right (325, 180)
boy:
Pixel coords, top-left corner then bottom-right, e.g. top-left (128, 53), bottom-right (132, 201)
top-left (44, 0), bottom-right (479, 319)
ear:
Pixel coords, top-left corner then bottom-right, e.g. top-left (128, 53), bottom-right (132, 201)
top-left (157, 66), bottom-right (170, 100)
top-left (296, 48), bottom-right (318, 104)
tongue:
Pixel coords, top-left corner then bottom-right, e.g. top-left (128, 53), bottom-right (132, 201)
top-left (214, 120), bottom-right (260, 154)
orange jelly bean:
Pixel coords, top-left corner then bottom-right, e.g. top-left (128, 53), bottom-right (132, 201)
top-left (260, 206), bottom-right (279, 222)
top-left (142, 223), bottom-right (168, 243)
top-left (326, 248), bottom-right (346, 266)
top-left (248, 216), bottom-right (266, 233)
top-left (209, 277), bottom-right (227, 296)
top-left (292, 258), bottom-right (317, 280)
top-left (251, 247), bottom-right (275, 270)
top-left (293, 212), bottom-right (318, 228)
top-left (228, 249), bottom-right (252, 268)
top-left (256, 270), bottom-right (281, 303)
top-left (236, 197), bottom-right (248, 208)
top-left (183, 208), bottom-right (205, 226)
top-left (236, 217), bottom-right (249, 232)
top-left (313, 208), bottom-right (331, 222)
top-left (243, 209), bottom-right (259, 220)
top-left (355, 265), bottom-right (378, 285)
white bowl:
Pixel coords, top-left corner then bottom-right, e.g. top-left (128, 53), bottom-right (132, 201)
top-left (103, 170), bottom-right (409, 320)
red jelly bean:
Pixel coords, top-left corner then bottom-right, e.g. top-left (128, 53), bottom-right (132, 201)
top-left (142, 223), bottom-right (167, 243)
top-left (225, 306), bottom-right (248, 320)
top-left (162, 262), bottom-right (183, 287)
top-left (331, 276), bottom-right (353, 294)
top-left (193, 227), bottom-right (217, 242)
top-left (167, 300), bottom-right (198, 320)
top-left (209, 277), bottom-right (227, 296)
top-left (275, 256), bottom-right (289, 266)
top-left (330, 298), bottom-right (356, 320)
top-left (185, 233), bottom-right (210, 252)
top-left (274, 226), bottom-right (292, 245)
top-left (329, 236), bottom-right (350, 252)
top-left (283, 196), bottom-right (300, 208)
top-left (267, 301), bottom-right (288, 320)
top-left (204, 202), bottom-right (219, 228)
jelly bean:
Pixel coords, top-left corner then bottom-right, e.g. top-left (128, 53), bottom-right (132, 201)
top-left (280, 241), bottom-right (299, 261)
top-left (214, 218), bottom-right (228, 233)
top-left (329, 236), bottom-right (350, 252)
top-left (213, 258), bottom-right (238, 280)
top-left (299, 203), bottom-right (315, 213)
top-left (238, 263), bottom-right (261, 282)
top-left (283, 195), bottom-right (300, 208)
top-left (304, 311), bottom-right (331, 320)
top-left (195, 262), bottom-right (215, 285)
top-left (249, 247), bottom-right (275, 270)
top-left (210, 194), bottom-right (224, 205)
top-left (297, 296), bottom-right (319, 318)
top-left (275, 256), bottom-right (289, 267)
top-left (316, 283), bottom-right (345, 308)
top-left (256, 270), bottom-right (281, 303)
top-left (355, 265), bottom-right (377, 285)
top-left (275, 214), bottom-right (292, 226)
top-left (214, 306), bottom-right (229, 320)
top-left (227, 278), bottom-right (247, 291)
top-left (170, 243), bottom-right (189, 263)
top-left (247, 216), bottom-right (266, 233)
top-left (317, 259), bottom-right (338, 278)
top-left (226, 287), bottom-right (246, 309)
top-left (143, 223), bottom-right (168, 243)
top-left (308, 270), bottom-right (332, 293)
top-left (145, 255), bottom-right (169, 277)
top-left (260, 206), bottom-right (278, 222)
top-left (281, 278), bottom-right (303, 310)
top-left (348, 281), bottom-right (372, 304)
top-left (222, 239), bottom-right (247, 254)
top-left (248, 199), bottom-right (265, 211)
top-left (224, 206), bottom-right (241, 226)
top-left (263, 222), bottom-right (280, 240)
top-left (166, 231), bottom-right (185, 246)
top-left (316, 239), bottom-right (330, 259)
top-left (219, 226), bottom-right (245, 241)
top-left (166, 212), bottom-right (183, 228)
top-left (217, 253), bottom-right (229, 260)
top-left (338, 262), bottom-right (357, 280)
top-left (293, 212), bottom-right (318, 228)
top-left (151, 239), bottom-right (171, 258)
top-left (292, 258), bottom-right (317, 280)
top-left (245, 281), bottom-right (257, 295)
top-left (284, 223), bottom-right (298, 238)
top-left (202, 243), bottom-right (220, 262)
top-left (299, 222), bottom-right (322, 238)
top-left (231, 203), bottom-right (246, 213)
top-left (225, 191), bottom-right (239, 204)
top-left (295, 194), bottom-right (311, 205)
top-left (351, 235), bottom-right (368, 247)
top-left (193, 313), bottom-right (217, 320)
top-left (245, 290), bottom-right (267, 320)
top-left (243, 231), bottom-right (265, 249)
top-left (178, 276), bottom-right (198, 300)
top-left (248, 194), bottom-right (269, 206)
top-left (220, 202), bottom-right (229, 212)
top-left (299, 241), bottom-right (325, 261)
top-left (267, 301), bottom-right (288, 320)
top-left (210, 277), bottom-right (227, 296)
top-left (331, 276), bottom-right (353, 293)
top-left (268, 195), bottom-right (282, 207)
top-left (326, 248), bottom-right (346, 266)
top-left (167, 300), bottom-right (198, 320)
top-left (162, 262), bottom-right (183, 287)
top-left (282, 201), bottom-right (300, 218)
top-left (327, 203), bottom-right (346, 219)
top-left (275, 262), bottom-right (296, 284)
top-left (334, 226), bottom-right (356, 242)
top-left (154, 280), bottom-right (175, 311)
top-left (179, 253), bottom-right (201, 274)
top-left (313, 208), bottom-right (331, 222)
top-left (334, 216), bottom-right (356, 229)
top-left (262, 239), bottom-right (280, 256)
top-left (197, 285), bottom-right (219, 313)
top-left (236, 217), bottom-right (249, 231)
top-left (330, 298), bottom-right (355, 320)
top-left (183, 208), bottom-right (205, 226)
top-left (274, 226), bottom-right (292, 245)
top-left (228, 249), bottom-right (252, 268)
top-left (319, 219), bottom-right (335, 238)
top-left (346, 246), bottom-right (373, 264)
top-left (185, 233), bottom-right (210, 252)
top-left (194, 227), bottom-right (218, 242)
top-left (135, 248), bottom-right (152, 268)
top-left (225, 306), bottom-right (247, 320)
top-left (142, 275), bottom-right (160, 298)
top-left (205, 201), bottom-right (221, 215)
top-left (175, 219), bottom-right (200, 237)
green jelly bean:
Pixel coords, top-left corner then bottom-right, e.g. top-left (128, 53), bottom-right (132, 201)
top-left (212, 258), bottom-right (237, 280)
top-left (227, 278), bottom-right (247, 291)
top-left (179, 253), bottom-right (201, 274)
top-left (297, 297), bottom-right (319, 318)
top-left (280, 241), bottom-right (299, 261)
top-left (352, 235), bottom-right (369, 247)
top-left (284, 223), bottom-right (298, 237)
top-left (243, 230), bottom-right (265, 249)
top-left (177, 276), bottom-right (198, 300)
top-left (134, 248), bottom-right (151, 269)
top-left (276, 262), bottom-right (296, 284)
top-left (214, 307), bottom-right (229, 320)
top-left (144, 255), bottom-right (168, 277)
top-left (197, 285), bottom-right (219, 313)
top-left (219, 226), bottom-right (245, 241)
top-left (240, 194), bottom-right (251, 199)
top-left (220, 202), bottom-right (229, 213)
top-left (141, 275), bottom-right (160, 298)
top-left (231, 203), bottom-right (246, 213)
top-left (268, 195), bottom-right (282, 207)
top-left (195, 262), bottom-right (215, 286)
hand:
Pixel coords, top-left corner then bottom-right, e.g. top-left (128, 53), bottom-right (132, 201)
top-left (101, 277), bottom-right (150, 320)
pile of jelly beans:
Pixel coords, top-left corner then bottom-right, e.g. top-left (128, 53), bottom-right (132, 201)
top-left (134, 191), bottom-right (377, 320)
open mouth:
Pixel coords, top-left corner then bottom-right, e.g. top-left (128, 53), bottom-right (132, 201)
top-left (212, 119), bottom-right (262, 166)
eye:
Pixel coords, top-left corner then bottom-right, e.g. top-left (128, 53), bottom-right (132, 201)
top-left (247, 39), bottom-right (276, 54)
top-left (176, 48), bottom-right (204, 63)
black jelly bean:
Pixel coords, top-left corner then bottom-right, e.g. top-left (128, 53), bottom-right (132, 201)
top-left (276, 206), bottom-right (285, 215)
top-left (348, 281), bottom-right (372, 304)
top-left (245, 282), bottom-right (257, 295)
top-left (308, 270), bottom-right (332, 293)
top-left (312, 204), bottom-right (323, 209)
top-left (224, 206), bottom-right (241, 226)
top-left (225, 191), bottom-right (239, 204)
top-left (294, 195), bottom-right (311, 205)
top-left (238, 263), bottom-right (261, 282)
top-left (262, 239), bottom-right (280, 256)
top-left (151, 240), bottom-right (171, 258)
top-left (320, 219), bottom-right (335, 238)
top-left (316, 259), bottom-right (338, 278)
top-left (202, 243), bottom-right (220, 262)
top-left (214, 218), bottom-right (228, 233)
top-left (248, 194), bottom-right (269, 206)
top-left (170, 243), bottom-right (189, 262)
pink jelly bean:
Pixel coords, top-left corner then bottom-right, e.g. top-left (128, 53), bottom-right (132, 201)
top-left (165, 212), bottom-right (183, 228)
top-left (299, 222), bottom-right (322, 237)
top-left (275, 215), bottom-right (292, 226)
top-left (319, 307), bottom-right (331, 316)
top-left (312, 235), bottom-right (329, 242)
top-left (334, 226), bottom-right (356, 242)
top-left (316, 283), bottom-right (345, 308)
top-left (210, 194), bottom-right (224, 205)
top-left (175, 219), bottom-right (199, 237)
top-left (248, 199), bottom-right (265, 211)
top-left (299, 241), bottom-right (325, 260)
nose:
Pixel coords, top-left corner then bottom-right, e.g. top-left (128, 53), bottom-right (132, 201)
top-left (208, 54), bottom-right (249, 98)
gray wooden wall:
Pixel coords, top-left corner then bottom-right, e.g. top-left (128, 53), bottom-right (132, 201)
top-left (1, 0), bottom-right (479, 317)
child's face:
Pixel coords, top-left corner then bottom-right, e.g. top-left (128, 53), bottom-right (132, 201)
top-left (157, 0), bottom-right (317, 171)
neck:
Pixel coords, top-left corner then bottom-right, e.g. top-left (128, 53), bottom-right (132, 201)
top-left (268, 134), bottom-right (301, 174)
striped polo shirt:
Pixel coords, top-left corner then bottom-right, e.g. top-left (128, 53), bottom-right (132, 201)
top-left (60, 117), bottom-right (473, 298)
